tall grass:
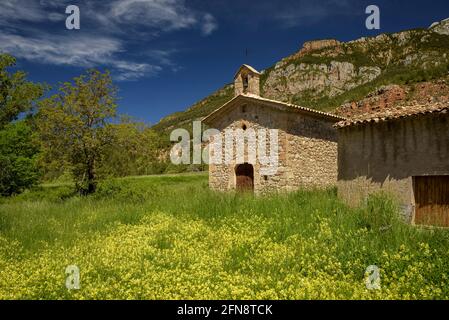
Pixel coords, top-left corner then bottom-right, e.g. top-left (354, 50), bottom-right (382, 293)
top-left (0, 173), bottom-right (448, 299)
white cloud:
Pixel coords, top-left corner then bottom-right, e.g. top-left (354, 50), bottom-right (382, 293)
top-left (0, 32), bottom-right (161, 81)
top-left (88, 0), bottom-right (218, 36)
top-left (108, 0), bottom-right (198, 31)
top-left (0, 33), bottom-right (120, 66)
top-left (114, 61), bottom-right (162, 81)
top-left (47, 12), bottom-right (66, 22)
top-left (201, 13), bottom-right (218, 36)
top-left (0, 0), bottom-right (47, 24)
top-left (0, 0), bottom-right (78, 25)
top-left (0, 0), bottom-right (218, 80)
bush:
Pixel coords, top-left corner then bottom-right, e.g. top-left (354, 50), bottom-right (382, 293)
top-left (0, 121), bottom-right (40, 196)
top-left (164, 162), bottom-right (189, 174)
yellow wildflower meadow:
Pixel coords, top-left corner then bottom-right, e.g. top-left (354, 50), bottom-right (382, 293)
top-left (0, 174), bottom-right (448, 299)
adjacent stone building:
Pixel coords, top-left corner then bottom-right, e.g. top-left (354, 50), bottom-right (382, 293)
top-left (336, 104), bottom-right (449, 227)
top-left (203, 65), bottom-right (344, 194)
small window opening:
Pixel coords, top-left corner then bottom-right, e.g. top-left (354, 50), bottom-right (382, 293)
top-left (242, 75), bottom-right (249, 93)
top-left (242, 124), bottom-right (247, 131)
top-left (263, 175), bottom-right (268, 181)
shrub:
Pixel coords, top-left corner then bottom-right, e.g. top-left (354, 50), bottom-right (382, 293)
top-left (0, 121), bottom-right (40, 196)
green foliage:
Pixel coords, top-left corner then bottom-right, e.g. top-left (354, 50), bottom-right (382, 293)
top-left (99, 116), bottom-right (165, 177)
top-left (0, 174), bottom-right (448, 299)
top-left (0, 121), bottom-right (40, 196)
top-left (0, 54), bottom-right (43, 196)
top-left (358, 193), bottom-right (400, 231)
top-left (0, 54), bottom-right (44, 129)
top-left (152, 85), bottom-right (234, 136)
top-left (37, 70), bottom-right (117, 194)
top-left (149, 85), bottom-right (232, 175)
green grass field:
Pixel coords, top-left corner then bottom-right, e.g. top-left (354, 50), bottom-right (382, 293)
top-left (0, 173), bottom-right (448, 299)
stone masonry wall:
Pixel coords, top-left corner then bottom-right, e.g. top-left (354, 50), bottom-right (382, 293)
top-left (286, 115), bottom-right (338, 191)
top-left (208, 101), bottom-right (339, 194)
top-left (235, 72), bottom-right (260, 96)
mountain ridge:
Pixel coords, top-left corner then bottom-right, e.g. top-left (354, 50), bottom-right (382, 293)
top-left (153, 18), bottom-right (449, 134)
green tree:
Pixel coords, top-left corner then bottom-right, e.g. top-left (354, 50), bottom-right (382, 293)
top-left (98, 115), bottom-right (166, 177)
top-left (0, 121), bottom-right (40, 196)
top-left (0, 54), bottom-right (44, 196)
top-left (0, 54), bottom-right (44, 129)
top-left (37, 70), bottom-right (117, 194)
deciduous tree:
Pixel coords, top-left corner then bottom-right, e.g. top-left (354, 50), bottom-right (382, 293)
top-left (37, 70), bottom-right (117, 194)
top-left (0, 121), bottom-right (40, 196)
top-left (0, 54), bottom-right (44, 196)
top-left (100, 115), bottom-right (165, 177)
top-left (0, 54), bottom-right (44, 129)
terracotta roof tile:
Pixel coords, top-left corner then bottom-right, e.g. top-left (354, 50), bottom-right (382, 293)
top-left (335, 102), bottom-right (449, 128)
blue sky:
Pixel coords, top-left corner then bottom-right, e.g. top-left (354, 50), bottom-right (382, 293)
top-left (1, 0), bottom-right (449, 125)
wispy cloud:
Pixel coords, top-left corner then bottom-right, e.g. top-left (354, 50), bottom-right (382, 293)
top-left (203, 0), bottom-right (355, 29)
top-left (0, 0), bottom-right (46, 23)
top-left (0, 0), bottom-right (218, 81)
top-left (0, 32), bottom-right (163, 81)
top-left (114, 61), bottom-right (162, 81)
top-left (108, 0), bottom-right (197, 31)
top-left (270, 0), bottom-right (355, 28)
top-left (89, 0), bottom-right (218, 37)
top-left (201, 13), bottom-right (218, 35)
top-left (0, 33), bottom-right (120, 66)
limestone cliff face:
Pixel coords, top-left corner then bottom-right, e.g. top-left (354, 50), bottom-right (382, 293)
top-left (291, 39), bottom-right (342, 59)
top-left (261, 25), bottom-right (449, 107)
top-left (430, 18), bottom-right (449, 35)
top-left (263, 59), bottom-right (381, 100)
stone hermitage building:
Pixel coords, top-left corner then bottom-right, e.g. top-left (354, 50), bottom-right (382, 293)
top-left (201, 64), bottom-right (449, 227)
top-left (203, 65), bottom-right (344, 194)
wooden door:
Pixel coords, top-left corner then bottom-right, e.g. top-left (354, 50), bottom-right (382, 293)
top-left (235, 163), bottom-right (254, 192)
top-left (414, 176), bottom-right (449, 227)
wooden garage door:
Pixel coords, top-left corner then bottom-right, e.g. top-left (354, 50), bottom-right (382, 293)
top-left (414, 176), bottom-right (449, 227)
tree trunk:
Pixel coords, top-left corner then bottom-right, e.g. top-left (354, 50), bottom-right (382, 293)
top-left (86, 158), bottom-right (96, 194)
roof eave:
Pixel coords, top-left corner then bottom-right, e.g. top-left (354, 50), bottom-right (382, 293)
top-left (202, 95), bottom-right (242, 125)
top-left (335, 104), bottom-right (449, 129)
top-left (204, 94), bottom-right (345, 125)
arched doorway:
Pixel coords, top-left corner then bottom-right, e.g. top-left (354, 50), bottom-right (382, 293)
top-left (235, 163), bottom-right (254, 192)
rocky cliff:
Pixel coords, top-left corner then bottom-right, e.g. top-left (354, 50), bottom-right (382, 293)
top-left (261, 26), bottom-right (449, 111)
top-left (430, 18), bottom-right (449, 35)
top-left (154, 18), bottom-right (449, 133)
